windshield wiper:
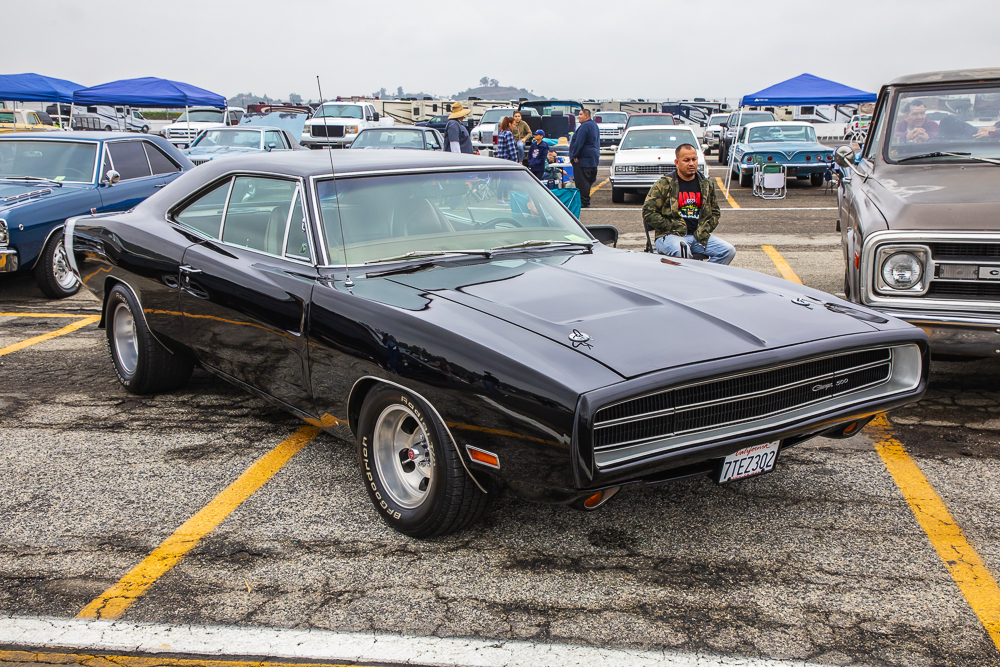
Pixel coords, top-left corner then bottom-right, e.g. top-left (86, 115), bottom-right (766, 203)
top-left (896, 151), bottom-right (1000, 166)
top-left (0, 175), bottom-right (63, 187)
top-left (364, 249), bottom-right (491, 265)
top-left (489, 240), bottom-right (594, 253)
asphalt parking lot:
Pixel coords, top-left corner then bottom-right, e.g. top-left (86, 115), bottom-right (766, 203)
top-left (2, 154), bottom-right (1000, 667)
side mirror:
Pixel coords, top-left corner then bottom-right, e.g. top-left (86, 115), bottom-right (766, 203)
top-left (372, 112), bottom-right (380, 121)
top-left (834, 145), bottom-right (856, 170)
top-left (105, 170), bottom-right (120, 185)
top-left (266, 142), bottom-right (277, 152)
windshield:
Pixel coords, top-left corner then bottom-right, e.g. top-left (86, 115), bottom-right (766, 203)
top-left (192, 130), bottom-right (262, 149)
top-left (352, 129), bottom-right (425, 149)
top-left (885, 85), bottom-right (1000, 162)
top-left (314, 104), bottom-right (364, 119)
top-left (595, 112), bottom-right (627, 124)
top-left (729, 112), bottom-right (774, 127)
top-left (479, 109), bottom-right (513, 124)
top-left (0, 140), bottom-right (98, 183)
top-left (746, 125), bottom-right (817, 143)
top-left (316, 170), bottom-right (590, 265)
top-left (708, 114), bottom-right (728, 125)
top-left (518, 102), bottom-right (582, 117)
top-left (175, 109), bottom-right (225, 123)
top-left (620, 129), bottom-right (696, 150)
top-left (627, 115), bottom-right (674, 127)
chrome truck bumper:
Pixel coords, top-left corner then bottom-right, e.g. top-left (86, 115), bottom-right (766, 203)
top-left (879, 309), bottom-right (1000, 357)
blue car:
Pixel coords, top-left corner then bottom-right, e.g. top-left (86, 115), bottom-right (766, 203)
top-left (729, 121), bottom-right (834, 187)
top-left (0, 132), bottom-right (192, 297)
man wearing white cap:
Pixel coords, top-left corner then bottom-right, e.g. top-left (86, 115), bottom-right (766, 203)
top-left (444, 102), bottom-right (474, 154)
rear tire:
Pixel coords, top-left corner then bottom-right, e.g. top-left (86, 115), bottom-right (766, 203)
top-left (105, 284), bottom-right (193, 394)
top-left (810, 173), bottom-right (825, 187)
top-left (34, 230), bottom-right (80, 299)
top-left (739, 169), bottom-right (752, 188)
top-left (103, 125), bottom-right (112, 132)
top-left (357, 385), bottom-right (491, 538)
top-left (611, 187), bottom-right (625, 204)
top-left (717, 144), bottom-right (727, 164)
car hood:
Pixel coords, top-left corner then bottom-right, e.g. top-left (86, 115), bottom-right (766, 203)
top-left (869, 163), bottom-right (1000, 231)
top-left (0, 180), bottom-right (90, 213)
top-left (382, 248), bottom-right (887, 379)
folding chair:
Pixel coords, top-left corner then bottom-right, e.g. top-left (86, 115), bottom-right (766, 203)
top-left (642, 220), bottom-right (708, 259)
top-left (752, 156), bottom-right (786, 200)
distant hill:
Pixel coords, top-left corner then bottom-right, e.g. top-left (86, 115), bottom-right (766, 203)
top-left (452, 85), bottom-right (544, 101)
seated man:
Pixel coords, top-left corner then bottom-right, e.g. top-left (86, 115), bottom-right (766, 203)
top-left (642, 143), bottom-right (735, 265)
top-left (893, 99), bottom-right (939, 144)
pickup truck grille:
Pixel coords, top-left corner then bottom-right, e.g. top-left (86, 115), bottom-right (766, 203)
top-left (600, 128), bottom-right (621, 136)
top-left (311, 125), bottom-right (344, 138)
top-left (593, 348), bottom-right (892, 452)
top-left (927, 282), bottom-right (1000, 301)
top-left (634, 165), bottom-right (676, 176)
top-left (929, 242), bottom-right (1000, 261)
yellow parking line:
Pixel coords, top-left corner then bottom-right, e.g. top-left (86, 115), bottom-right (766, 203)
top-left (761, 245), bottom-right (803, 284)
top-left (0, 650), bottom-right (361, 667)
top-left (715, 177), bottom-right (740, 209)
top-left (0, 315), bottom-right (100, 357)
top-left (867, 415), bottom-right (1000, 650)
top-left (77, 425), bottom-right (321, 620)
top-left (590, 177), bottom-right (610, 193)
top-left (0, 312), bottom-right (95, 317)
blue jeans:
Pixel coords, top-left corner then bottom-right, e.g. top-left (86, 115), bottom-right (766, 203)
top-left (654, 234), bottom-right (736, 265)
top-left (516, 141), bottom-right (525, 162)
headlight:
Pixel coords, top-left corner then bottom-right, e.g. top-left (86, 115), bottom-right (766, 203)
top-left (345, 125), bottom-right (359, 134)
top-left (615, 165), bottom-right (635, 173)
top-left (875, 245), bottom-right (930, 295)
top-left (0, 219), bottom-right (8, 245)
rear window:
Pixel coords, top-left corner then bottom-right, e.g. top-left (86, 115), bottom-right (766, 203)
top-left (174, 179), bottom-right (231, 238)
top-left (143, 142), bottom-right (181, 174)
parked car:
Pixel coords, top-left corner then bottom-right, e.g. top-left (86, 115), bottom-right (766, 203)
top-left (717, 110), bottom-right (776, 164)
top-left (415, 114), bottom-right (450, 134)
top-left (0, 109), bottom-right (63, 134)
top-left (729, 121), bottom-right (834, 187)
top-left (836, 67), bottom-right (1000, 358)
top-left (160, 107), bottom-right (245, 148)
top-left (624, 113), bottom-right (675, 130)
top-left (610, 125), bottom-right (706, 203)
top-left (301, 102), bottom-right (392, 149)
top-left (469, 107), bottom-right (537, 153)
top-left (71, 106), bottom-right (150, 133)
top-left (351, 126), bottom-right (444, 150)
top-left (594, 111), bottom-right (629, 149)
top-left (703, 113), bottom-right (730, 154)
top-left (0, 132), bottom-right (191, 297)
top-left (65, 150), bottom-right (927, 537)
top-left (183, 127), bottom-right (301, 165)
top-left (844, 114), bottom-right (872, 141)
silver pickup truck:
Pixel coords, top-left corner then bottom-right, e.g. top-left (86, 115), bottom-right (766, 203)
top-left (836, 67), bottom-right (1000, 358)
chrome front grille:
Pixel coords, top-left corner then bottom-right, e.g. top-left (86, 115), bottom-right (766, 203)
top-left (593, 348), bottom-right (892, 452)
top-left (929, 242), bottom-right (1000, 261)
top-left (600, 128), bottom-right (621, 136)
top-left (634, 165), bottom-right (675, 175)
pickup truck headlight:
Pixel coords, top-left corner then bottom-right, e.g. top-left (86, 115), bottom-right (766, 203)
top-left (876, 246), bottom-right (929, 293)
top-left (615, 165), bottom-right (635, 173)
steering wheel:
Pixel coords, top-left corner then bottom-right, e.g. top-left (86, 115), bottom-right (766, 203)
top-left (479, 217), bottom-right (522, 229)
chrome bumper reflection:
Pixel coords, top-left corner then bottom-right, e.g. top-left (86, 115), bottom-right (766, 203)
top-left (885, 310), bottom-right (1000, 356)
top-left (0, 248), bottom-right (18, 273)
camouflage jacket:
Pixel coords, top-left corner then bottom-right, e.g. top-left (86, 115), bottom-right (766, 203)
top-left (641, 172), bottom-right (721, 246)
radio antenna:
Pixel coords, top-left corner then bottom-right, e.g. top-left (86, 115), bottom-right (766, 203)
top-left (316, 75), bottom-right (353, 289)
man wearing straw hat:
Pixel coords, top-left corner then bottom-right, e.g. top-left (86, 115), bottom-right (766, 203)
top-left (444, 102), bottom-right (474, 154)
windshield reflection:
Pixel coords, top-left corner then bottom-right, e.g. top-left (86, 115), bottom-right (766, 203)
top-left (0, 141), bottom-right (97, 183)
top-left (886, 86), bottom-right (1000, 161)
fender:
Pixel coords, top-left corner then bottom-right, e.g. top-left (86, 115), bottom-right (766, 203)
top-left (348, 375), bottom-right (488, 494)
top-left (100, 276), bottom-right (180, 356)
top-left (27, 223), bottom-right (65, 271)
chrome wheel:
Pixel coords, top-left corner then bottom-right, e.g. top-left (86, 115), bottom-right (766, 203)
top-left (373, 404), bottom-right (432, 509)
top-left (52, 241), bottom-right (76, 290)
top-left (113, 303), bottom-right (139, 375)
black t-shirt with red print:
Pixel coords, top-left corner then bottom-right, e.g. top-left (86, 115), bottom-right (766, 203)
top-left (677, 175), bottom-right (702, 235)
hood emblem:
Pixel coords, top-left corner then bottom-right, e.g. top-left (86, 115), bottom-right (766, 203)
top-left (791, 297), bottom-right (813, 309)
top-left (569, 329), bottom-right (593, 348)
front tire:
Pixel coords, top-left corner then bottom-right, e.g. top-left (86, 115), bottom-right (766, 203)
top-left (611, 187), bottom-right (625, 204)
top-left (34, 230), bottom-right (80, 299)
top-left (141, 125), bottom-right (149, 134)
top-left (357, 386), bottom-right (491, 538)
top-left (717, 144), bottom-right (727, 164)
top-left (105, 284), bottom-right (193, 394)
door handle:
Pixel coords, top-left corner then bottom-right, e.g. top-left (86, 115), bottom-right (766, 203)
top-left (179, 265), bottom-right (202, 274)
top-left (154, 183), bottom-right (168, 188)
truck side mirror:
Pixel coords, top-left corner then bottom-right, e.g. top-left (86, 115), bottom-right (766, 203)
top-left (105, 170), bottom-right (120, 185)
top-left (372, 112), bottom-right (380, 121)
top-left (834, 145), bottom-right (856, 170)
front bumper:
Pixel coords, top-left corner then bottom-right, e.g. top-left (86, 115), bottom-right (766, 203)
top-left (610, 175), bottom-right (660, 190)
top-left (0, 247), bottom-right (18, 273)
top-left (302, 134), bottom-right (355, 147)
top-left (876, 309), bottom-right (1000, 357)
top-left (600, 138), bottom-right (622, 147)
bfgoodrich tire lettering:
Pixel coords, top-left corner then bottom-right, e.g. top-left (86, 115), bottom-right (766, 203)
top-left (357, 385), bottom-right (491, 538)
top-left (105, 284), bottom-right (193, 395)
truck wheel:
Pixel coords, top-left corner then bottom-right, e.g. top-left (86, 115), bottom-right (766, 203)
top-left (357, 385), bottom-right (491, 538)
top-left (810, 173), bottom-right (825, 187)
top-left (141, 125), bottom-right (149, 134)
top-left (103, 125), bottom-right (112, 132)
top-left (105, 284), bottom-right (193, 394)
top-left (611, 187), bottom-right (625, 204)
top-left (34, 230), bottom-right (80, 299)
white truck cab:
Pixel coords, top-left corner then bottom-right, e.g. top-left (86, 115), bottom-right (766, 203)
top-left (160, 107), bottom-right (245, 148)
top-left (302, 102), bottom-right (393, 148)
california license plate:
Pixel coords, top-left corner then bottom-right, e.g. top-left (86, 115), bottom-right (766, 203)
top-left (718, 441), bottom-right (780, 484)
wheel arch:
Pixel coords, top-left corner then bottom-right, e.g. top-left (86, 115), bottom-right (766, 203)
top-left (100, 276), bottom-right (180, 355)
top-left (26, 223), bottom-right (65, 271)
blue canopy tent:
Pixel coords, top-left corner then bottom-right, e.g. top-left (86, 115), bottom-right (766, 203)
top-left (0, 73), bottom-right (84, 127)
top-left (71, 76), bottom-right (226, 134)
top-left (740, 73), bottom-right (876, 107)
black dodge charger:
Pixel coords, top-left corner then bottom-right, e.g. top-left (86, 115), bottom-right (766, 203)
top-left (65, 150), bottom-right (928, 537)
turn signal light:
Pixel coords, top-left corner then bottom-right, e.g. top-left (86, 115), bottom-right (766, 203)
top-left (584, 492), bottom-right (605, 508)
top-left (466, 446), bottom-right (500, 469)
top-left (844, 421), bottom-right (860, 435)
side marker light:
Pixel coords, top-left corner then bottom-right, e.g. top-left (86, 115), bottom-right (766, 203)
top-left (466, 445), bottom-right (500, 469)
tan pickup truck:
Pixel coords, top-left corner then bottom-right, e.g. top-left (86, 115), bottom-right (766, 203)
top-left (0, 109), bottom-right (62, 134)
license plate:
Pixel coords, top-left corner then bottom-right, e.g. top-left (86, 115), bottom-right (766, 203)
top-left (979, 266), bottom-right (1000, 280)
top-left (786, 167), bottom-right (798, 176)
top-left (718, 441), bottom-right (780, 484)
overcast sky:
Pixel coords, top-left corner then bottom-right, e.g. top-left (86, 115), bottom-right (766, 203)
top-left (6, 0), bottom-right (998, 104)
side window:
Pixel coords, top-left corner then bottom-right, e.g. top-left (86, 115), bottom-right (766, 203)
top-left (222, 176), bottom-right (298, 254)
top-left (107, 141), bottom-right (152, 180)
top-left (174, 179), bottom-right (232, 238)
top-left (143, 142), bottom-right (181, 174)
top-left (264, 130), bottom-right (285, 149)
top-left (864, 91), bottom-right (891, 161)
top-left (425, 132), bottom-right (441, 150)
top-left (27, 113), bottom-right (39, 125)
top-left (365, 106), bottom-right (374, 121)
top-left (284, 188), bottom-right (311, 261)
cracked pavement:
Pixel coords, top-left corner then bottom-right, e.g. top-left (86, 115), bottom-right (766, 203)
top-left (1, 168), bottom-right (999, 666)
